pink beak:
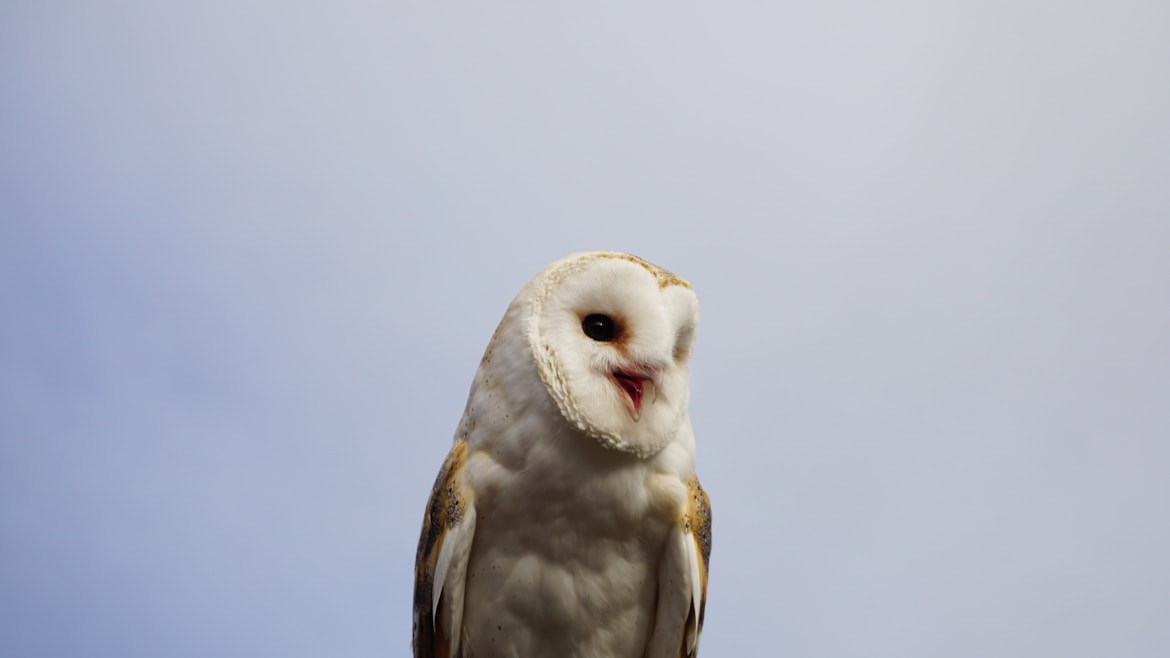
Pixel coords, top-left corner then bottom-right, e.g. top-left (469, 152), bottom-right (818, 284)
top-left (612, 366), bottom-right (661, 421)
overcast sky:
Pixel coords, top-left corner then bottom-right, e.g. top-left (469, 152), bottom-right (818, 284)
top-left (2, 2), bottom-right (1169, 656)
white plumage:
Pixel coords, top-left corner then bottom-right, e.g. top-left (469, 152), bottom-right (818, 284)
top-left (413, 252), bottom-right (711, 658)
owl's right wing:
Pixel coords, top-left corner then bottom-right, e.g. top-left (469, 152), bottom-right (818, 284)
top-left (646, 474), bottom-right (712, 658)
top-left (412, 439), bottom-right (477, 658)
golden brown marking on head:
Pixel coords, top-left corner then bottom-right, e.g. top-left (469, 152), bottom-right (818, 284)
top-left (600, 252), bottom-right (692, 289)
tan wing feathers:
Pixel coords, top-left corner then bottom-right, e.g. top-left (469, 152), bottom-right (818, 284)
top-left (647, 473), bottom-right (713, 658)
top-left (683, 474), bottom-right (712, 656)
top-left (412, 439), bottom-right (472, 658)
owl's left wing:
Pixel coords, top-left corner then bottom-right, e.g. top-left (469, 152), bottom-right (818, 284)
top-left (412, 439), bottom-right (477, 658)
top-left (647, 474), bottom-right (712, 658)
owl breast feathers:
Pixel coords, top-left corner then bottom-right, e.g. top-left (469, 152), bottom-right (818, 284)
top-left (413, 251), bottom-right (711, 658)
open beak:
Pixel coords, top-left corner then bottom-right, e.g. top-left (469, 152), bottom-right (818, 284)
top-left (612, 366), bottom-right (662, 421)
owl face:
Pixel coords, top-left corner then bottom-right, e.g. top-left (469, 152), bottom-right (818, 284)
top-left (525, 253), bottom-right (699, 457)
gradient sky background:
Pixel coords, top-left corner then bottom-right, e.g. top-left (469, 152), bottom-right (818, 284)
top-left (3, 2), bottom-right (1169, 656)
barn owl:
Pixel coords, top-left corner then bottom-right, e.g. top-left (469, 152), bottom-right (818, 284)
top-left (413, 252), bottom-right (711, 658)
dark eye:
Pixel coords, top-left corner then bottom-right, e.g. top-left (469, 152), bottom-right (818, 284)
top-left (581, 314), bottom-right (616, 342)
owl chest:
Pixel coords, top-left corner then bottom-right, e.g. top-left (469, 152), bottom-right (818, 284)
top-left (460, 445), bottom-right (677, 655)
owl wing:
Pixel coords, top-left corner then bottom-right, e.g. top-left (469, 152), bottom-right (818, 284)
top-left (412, 439), bottom-right (477, 658)
top-left (646, 474), bottom-right (712, 658)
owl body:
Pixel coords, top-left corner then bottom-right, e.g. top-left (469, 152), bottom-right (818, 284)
top-left (414, 253), bottom-right (711, 658)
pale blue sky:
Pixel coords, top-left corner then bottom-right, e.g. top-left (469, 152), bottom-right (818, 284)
top-left (2, 2), bottom-right (1169, 656)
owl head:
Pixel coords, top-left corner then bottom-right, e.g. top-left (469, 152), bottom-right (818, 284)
top-left (515, 252), bottom-right (699, 458)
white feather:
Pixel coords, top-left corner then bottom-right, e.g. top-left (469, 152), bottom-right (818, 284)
top-left (431, 506), bottom-right (476, 656)
top-left (685, 529), bottom-right (703, 655)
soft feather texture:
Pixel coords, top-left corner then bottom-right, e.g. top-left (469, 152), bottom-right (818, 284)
top-left (413, 252), bottom-right (711, 657)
